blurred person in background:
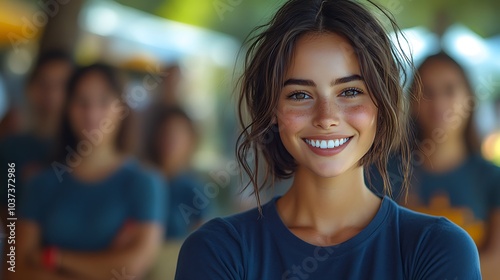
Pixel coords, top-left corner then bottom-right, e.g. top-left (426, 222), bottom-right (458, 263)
top-left (154, 64), bottom-right (183, 106)
top-left (404, 52), bottom-right (500, 279)
top-left (0, 50), bottom-right (73, 212)
top-left (15, 63), bottom-right (166, 280)
top-left (144, 106), bottom-right (207, 240)
top-left (0, 73), bottom-right (16, 138)
top-left (143, 106), bottom-right (207, 280)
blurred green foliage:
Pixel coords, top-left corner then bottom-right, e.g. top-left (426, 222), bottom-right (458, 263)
top-left (113, 0), bottom-right (500, 39)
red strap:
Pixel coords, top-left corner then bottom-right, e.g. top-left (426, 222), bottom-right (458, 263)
top-left (42, 247), bottom-right (59, 271)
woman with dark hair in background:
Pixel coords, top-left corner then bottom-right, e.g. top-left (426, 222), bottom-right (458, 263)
top-left (175, 0), bottom-right (480, 279)
top-left (15, 63), bottom-right (166, 280)
top-left (144, 106), bottom-right (207, 240)
top-left (405, 52), bottom-right (500, 279)
top-left (143, 106), bottom-right (208, 279)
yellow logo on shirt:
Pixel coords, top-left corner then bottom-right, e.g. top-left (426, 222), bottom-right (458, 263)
top-left (408, 193), bottom-right (485, 248)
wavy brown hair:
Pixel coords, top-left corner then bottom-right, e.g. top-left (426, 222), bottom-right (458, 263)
top-left (236, 0), bottom-right (418, 208)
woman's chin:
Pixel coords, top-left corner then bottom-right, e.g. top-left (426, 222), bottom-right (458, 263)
top-left (306, 164), bottom-right (350, 179)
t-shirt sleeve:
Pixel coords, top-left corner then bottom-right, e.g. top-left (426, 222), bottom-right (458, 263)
top-left (175, 218), bottom-right (243, 280)
top-left (128, 170), bottom-right (167, 224)
top-left (186, 176), bottom-right (210, 221)
top-left (411, 218), bottom-right (481, 280)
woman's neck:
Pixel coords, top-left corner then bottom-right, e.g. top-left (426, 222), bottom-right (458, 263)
top-left (162, 161), bottom-right (188, 178)
top-left (422, 137), bottom-right (468, 172)
top-left (276, 165), bottom-right (381, 246)
top-left (32, 116), bottom-right (59, 139)
top-left (72, 144), bottom-right (125, 182)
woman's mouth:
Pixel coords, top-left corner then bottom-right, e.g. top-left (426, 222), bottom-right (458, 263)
top-left (304, 137), bottom-right (351, 149)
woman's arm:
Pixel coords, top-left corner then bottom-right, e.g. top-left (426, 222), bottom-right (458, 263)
top-left (11, 221), bottom-right (80, 280)
top-left (56, 223), bottom-right (163, 280)
top-left (480, 209), bottom-right (500, 280)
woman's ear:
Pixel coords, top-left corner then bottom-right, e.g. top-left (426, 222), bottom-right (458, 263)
top-left (271, 110), bottom-right (279, 124)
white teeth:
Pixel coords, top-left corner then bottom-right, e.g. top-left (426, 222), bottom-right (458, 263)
top-left (327, 140), bottom-right (334, 148)
top-left (320, 140), bottom-right (327, 149)
top-left (305, 137), bottom-right (350, 149)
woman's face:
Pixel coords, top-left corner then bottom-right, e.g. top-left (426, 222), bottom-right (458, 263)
top-left (157, 116), bottom-right (194, 168)
top-left (414, 59), bottom-right (472, 138)
top-left (29, 60), bottom-right (72, 119)
top-left (68, 72), bottom-right (123, 146)
top-left (276, 32), bottom-right (378, 178)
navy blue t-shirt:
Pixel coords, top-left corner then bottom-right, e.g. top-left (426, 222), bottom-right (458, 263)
top-left (175, 196), bottom-right (480, 280)
top-left (405, 154), bottom-right (500, 248)
top-left (166, 171), bottom-right (208, 240)
top-left (19, 159), bottom-right (167, 251)
top-left (368, 154), bottom-right (500, 248)
top-left (0, 133), bottom-right (52, 207)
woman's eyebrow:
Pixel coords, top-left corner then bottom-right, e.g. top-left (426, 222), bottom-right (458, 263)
top-left (332, 74), bottom-right (364, 85)
top-left (283, 79), bottom-right (316, 87)
top-left (283, 74), bottom-right (364, 87)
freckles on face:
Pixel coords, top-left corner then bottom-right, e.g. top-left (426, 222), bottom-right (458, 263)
top-left (278, 106), bottom-right (310, 131)
top-left (276, 32), bottom-right (378, 178)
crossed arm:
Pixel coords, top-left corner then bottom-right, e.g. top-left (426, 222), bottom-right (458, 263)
top-left (13, 220), bottom-right (163, 280)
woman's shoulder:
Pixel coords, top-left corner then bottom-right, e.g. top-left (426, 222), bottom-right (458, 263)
top-left (181, 203), bottom-right (269, 250)
top-left (468, 153), bottom-right (500, 174)
top-left (194, 205), bottom-right (265, 237)
top-left (395, 201), bottom-right (475, 243)
top-left (392, 202), bottom-right (481, 278)
top-left (25, 167), bottom-right (61, 187)
top-left (120, 158), bottom-right (166, 184)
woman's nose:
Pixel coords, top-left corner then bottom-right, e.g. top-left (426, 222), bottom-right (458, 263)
top-left (313, 99), bottom-right (340, 130)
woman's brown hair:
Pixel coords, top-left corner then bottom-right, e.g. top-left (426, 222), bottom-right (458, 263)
top-left (236, 0), bottom-right (418, 208)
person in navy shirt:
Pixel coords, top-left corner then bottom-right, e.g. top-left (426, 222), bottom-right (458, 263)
top-left (144, 106), bottom-right (208, 240)
top-left (175, 0), bottom-right (481, 279)
top-left (16, 63), bottom-right (166, 280)
top-left (0, 50), bottom-right (73, 214)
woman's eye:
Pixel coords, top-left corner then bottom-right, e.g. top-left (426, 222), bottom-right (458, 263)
top-left (288, 91), bottom-right (311, 100)
top-left (341, 88), bottom-right (363, 98)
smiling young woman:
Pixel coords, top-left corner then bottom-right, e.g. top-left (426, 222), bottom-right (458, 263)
top-left (174, 0), bottom-right (481, 279)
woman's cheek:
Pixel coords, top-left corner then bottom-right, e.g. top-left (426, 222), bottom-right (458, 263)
top-left (277, 106), bottom-right (311, 132)
top-left (344, 103), bottom-right (377, 132)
